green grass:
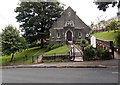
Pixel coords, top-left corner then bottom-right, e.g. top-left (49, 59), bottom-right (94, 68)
top-left (0, 45), bottom-right (69, 65)
top-left (44, 45), bottom-right (69, 56)
top-left (1, 47), bottom-right (46, 65)
top-left (42, 45), bottom-right (69, 63)
top-left (42, 59), bottom-right (70, 63)
top-left (91, 30), bottom-right (119, 41)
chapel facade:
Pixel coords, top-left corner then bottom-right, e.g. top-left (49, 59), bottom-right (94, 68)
top-left (49, 6), bottom-right (91, 43)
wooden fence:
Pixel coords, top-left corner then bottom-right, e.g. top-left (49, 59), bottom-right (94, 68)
top-left (96, 39), bottom-right (114, 59)
top-left (86, 36), bottom-right (116, 59)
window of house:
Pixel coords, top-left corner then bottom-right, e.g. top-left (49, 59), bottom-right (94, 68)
top-left (78, 32), bottom-right (82, 38)
top-left (65, 20), bottom-right (74, 27)
top-left (68, 12), bottom-right (71, 16)
top-left (57, 32), bottom-right (60, 38)
top-left (70, 20), bottom-right (74, 27)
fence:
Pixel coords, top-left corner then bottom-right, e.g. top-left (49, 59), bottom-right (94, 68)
top-left (2, 52), bottom-right (72, 65)
top-left (86, 37), bottom-right (115, 59)
top-left (2, 55), bottom-right (39, 66)
top-left (96, 38), bottom-right (114, 59)
top-left (41, 52), bottom-right (72, 62)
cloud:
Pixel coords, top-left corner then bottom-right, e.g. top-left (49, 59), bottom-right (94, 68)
top-left (0, 0), bottom-right (118, 33)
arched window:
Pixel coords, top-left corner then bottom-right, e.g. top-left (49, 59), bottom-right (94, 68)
top-left (57, 32), bottom-right (60, 38)
top-left (65, 20), bottom-right (74, 27)
top-left (70, 20), bottom-right (74, 27)
top-left (78, 32), bottom-right (82, 38)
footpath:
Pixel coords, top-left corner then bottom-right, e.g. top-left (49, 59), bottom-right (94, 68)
top-left (68, 44), bottom-right (83, 62)
top-left (0, 59), bottom-right (119, 69)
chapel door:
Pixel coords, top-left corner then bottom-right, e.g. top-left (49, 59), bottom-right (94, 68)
top-left (67, 31), bottom-right (72, 41)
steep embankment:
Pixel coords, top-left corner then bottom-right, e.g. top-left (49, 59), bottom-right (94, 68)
top-left (91, 30), bottom-right (118, 41)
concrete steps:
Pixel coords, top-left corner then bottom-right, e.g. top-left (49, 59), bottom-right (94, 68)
top-left (68, 44), bottom-right (84, 62)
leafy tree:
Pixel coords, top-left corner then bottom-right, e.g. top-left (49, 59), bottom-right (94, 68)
top-left (94, 0), bottom-right (120, 11)
top-left (15, 2), bottom-right (64, 48)
top-left (18, 37), bottom-right (28, 50)
top-left (2, 25), bottom-right (28, 62)
top-left (105, 24), bottom-right (110, 32)
top-left (109, 21), bottom-right (119, 32)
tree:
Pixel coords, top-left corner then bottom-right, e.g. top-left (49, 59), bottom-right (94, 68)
top-left (94, 0), bottom-right (120, 11)
top-left (105, 24), bottom-right (110, 32)
top-left (15, 2), bottom-right (64, 48)
top-left (2, 25), bottom-right (27, 62)
top-left (109, 21), bottom-right (119, 32)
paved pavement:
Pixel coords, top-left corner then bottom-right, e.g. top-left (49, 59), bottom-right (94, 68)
top-left (1, 59), bottom-right (119, 68)
top-left (2, 68), bottom-right (118, 83)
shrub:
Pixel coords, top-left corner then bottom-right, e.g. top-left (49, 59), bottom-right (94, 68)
top-left (96, 48), bottom-right (109, 60)
top-left (84, 45), bottom-right (95, 60)
top-left (51, 42), bottom-right (66, 50)
top-left (46, 43), bottom-right (54, 51)
top-left (81, 39), bottom-right (88, 44)
top-left (60, 42), bottom-right (66, 46)
top-left (46, 42), bottom-right (66, 51)
top-left (51, 44), bottom-right (60, 50)
top-left (79, 39), bottom-right (89, 47)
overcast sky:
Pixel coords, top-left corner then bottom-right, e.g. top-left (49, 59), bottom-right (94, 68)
top-left (0, 0), bottom-right (118, 33)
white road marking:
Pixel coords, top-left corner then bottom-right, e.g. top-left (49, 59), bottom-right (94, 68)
top-left (112, 72), bottom-right (118, 74)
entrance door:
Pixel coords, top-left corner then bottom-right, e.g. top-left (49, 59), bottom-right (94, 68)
top-left (67, 31), bottom-right (72, 41)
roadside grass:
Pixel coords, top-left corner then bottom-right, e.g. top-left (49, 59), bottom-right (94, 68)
top-left (42, 59), bottom-right (70, 63)
top-left (44, 45), bottom-right (69, 56)
top-left (91, 30), bottom-right (119, 41)
top-left (1, 47), bottom-right (46, 65)
top-left (42, 45), bottom-right (70, 63)
top-left (0, 45), bottom-right (69, 65)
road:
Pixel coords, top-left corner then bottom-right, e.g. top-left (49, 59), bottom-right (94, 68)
top-left (2, 68), bottom-right (118, 83)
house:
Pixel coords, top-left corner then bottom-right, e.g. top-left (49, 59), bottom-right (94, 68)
top-left (49, 6), bottom-right (91, 43)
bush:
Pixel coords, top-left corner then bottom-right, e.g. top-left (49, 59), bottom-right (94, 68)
top-left (96, 48), bottom-right (109, 60)
top-left (60, 42), bottom-right (66, 46)
top-left (51, 44), bottom-right (60, 50)
top-left (81, 39), bottom-right (88, 44)
top-left (46, 42), bottom-right (66, 51)
top-left (46, 43), bottom-right (54, 51)
top-left (78, 39), bottom-right (89, 47)
top-left (84, 45), bottom-right (95, 60)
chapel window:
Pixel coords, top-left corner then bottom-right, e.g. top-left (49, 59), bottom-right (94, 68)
top-left (78, 32), bottom-right (82, 38)
top-left (65, 20), bottom-right (74, 27)
top-left (57, 32), bottom-right (60, 38)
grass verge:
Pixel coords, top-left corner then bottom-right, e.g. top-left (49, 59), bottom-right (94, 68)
top-left (1, 47), bottom-right (46, 65)
top-left (44, 45), bottom-right (69, 56)
top-left (91, 30), bottom-right (119, 41)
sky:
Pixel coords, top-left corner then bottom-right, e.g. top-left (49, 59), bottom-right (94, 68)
top-left (0, 0), bottom-right (118, 33)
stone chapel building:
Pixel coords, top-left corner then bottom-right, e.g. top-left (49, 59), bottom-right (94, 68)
top-left (49, 6), bottom-right (91, 43)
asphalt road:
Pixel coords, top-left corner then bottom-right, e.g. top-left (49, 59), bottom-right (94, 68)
top-left (2, 68), bottom-right (118, 83)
